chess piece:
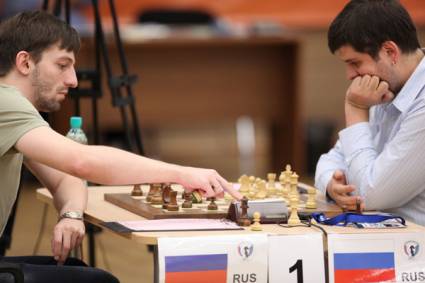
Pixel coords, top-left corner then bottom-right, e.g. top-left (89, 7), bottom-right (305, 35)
top-left (207, 197), bottom-right (218, 210)
top-left (162, 184), bottom-right (172, 209)
top-left (248, 187), bottom-right (257, 200)
top-left (150, 185), bottom-right (163, 205)
top-left (283, 165), bottom-right (293, 200)
top-left (167, 191), bottom-right (179, 211)
top-left (356, 198), bottom-right (362, 214)
top-left (182, 191), bottom-right (193, 208)
top-left (237, 197), bottom-right (251, 227)
top-left (239, 175), bottom-right (250, 197)
top-left (255, 181), bottom-right (267, 199)
top-left (191, 190), bottom-right (203, 203)
top-left (146, 184), bottom-right (154, 202)
top-left (278, 171), bottom-right (286, 198)
top-left (247, 176), bottom-right (257, 199)
top-left (249, 176), bottom-right (256, 185)
top-left (267, 173), bottom-right (277, 197)
top-left (224, 192), bottom-right (233, 201)
top-left (285, 164), bottom-right (292, 175)
top-left (306, 187), bottom-right (317, 209)
top-left (131, 184), bottom-right (143, 197)
top-left (288, 197), bottom-right (301, 225)
top-left (250, 212), bottom-right (262, 231)
top-left (290, 172), bottom-right (299, 200)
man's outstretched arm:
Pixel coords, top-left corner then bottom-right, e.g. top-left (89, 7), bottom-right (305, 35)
top-left (15, 126), bottom-right (242, 200)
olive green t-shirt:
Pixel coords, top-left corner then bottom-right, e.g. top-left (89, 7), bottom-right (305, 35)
top-left (0, 85), bottom-right (48, 235)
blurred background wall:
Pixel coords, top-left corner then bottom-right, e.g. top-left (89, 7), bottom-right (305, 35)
top-left (55, 0), bottom-right (425, 180)
top-left (2, 0), bottom-right (424, 180)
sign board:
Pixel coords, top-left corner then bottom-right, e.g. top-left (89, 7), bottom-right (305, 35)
top-left (269, 233), bottom-right (326, 283)
top-left (158, 234), bottom-right (268, 283)
top-left (328, 232), bottom-right (425, 283)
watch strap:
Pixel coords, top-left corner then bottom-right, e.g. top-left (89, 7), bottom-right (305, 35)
top-left (59, 211), bottom-right (84, 221)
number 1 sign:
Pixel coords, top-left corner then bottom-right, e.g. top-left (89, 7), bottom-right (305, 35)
top-left (268, 233), bottom-right (325, 283)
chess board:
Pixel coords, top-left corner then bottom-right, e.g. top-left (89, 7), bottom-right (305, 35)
top-left (104, 183), bottom-right (342, 221)
top-left (104, 191), bottom-right (230, 220)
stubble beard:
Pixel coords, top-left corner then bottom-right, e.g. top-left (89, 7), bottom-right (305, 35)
top-left (31, 67), bottom-right (61, 112)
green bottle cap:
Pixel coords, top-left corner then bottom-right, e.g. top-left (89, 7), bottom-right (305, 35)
top-left (70, 116), bottom-right (83, 128)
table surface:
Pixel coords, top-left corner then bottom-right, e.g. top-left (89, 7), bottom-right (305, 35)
top-left (36, 186), bottom-right (425, 245)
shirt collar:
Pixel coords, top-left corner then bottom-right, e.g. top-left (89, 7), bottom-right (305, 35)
top-left (391, 55), bottom-right (425, 113)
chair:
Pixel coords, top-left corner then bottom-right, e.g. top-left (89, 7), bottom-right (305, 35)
top-left (0, 261), bottom-right (24, 283)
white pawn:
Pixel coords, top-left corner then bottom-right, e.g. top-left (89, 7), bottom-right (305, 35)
top-left (306, 187), bottom-right (317, 209)
top-left (248, 176), bottom-right (257, 199)
top-left (239, 175), bottom-right (250, 197)
top-left (288, 197), bottom-right (301, 225)
top-left (251, 212), bottom-right (262, 231)
top-left (267, 173), bottom-right (277, 197)
top-left (255, 181), bottom-right (267, 199)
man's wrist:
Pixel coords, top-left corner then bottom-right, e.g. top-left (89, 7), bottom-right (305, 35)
top-left (345, 101), bottom-right (369, 126)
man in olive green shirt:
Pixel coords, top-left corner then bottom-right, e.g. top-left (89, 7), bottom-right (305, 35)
top-left (0, 10), bottom-right (241, 283)
top-left (0, 85), bottom-right (48, 237)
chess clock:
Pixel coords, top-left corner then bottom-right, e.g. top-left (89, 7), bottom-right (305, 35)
top-left (227, 198), bottom-right (288, 224)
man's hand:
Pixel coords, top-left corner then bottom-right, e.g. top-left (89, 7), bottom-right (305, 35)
top-left (52, 218), bottom-right (85, 264)
top-left (178, 166), bottom-right (243, 200)
top-left (346, 75), bottom-right (394, 108)
top-left (327, 170), bottom-right (364, 211)
top-left (345, 75), bottom-right (394, 126)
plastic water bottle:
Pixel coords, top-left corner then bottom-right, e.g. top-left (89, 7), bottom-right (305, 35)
top-left (66, 116), bottom-right (88, 145)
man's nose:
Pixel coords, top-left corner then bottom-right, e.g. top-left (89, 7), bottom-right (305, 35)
top-left (346, 67), bottom-right (359, 81)
top-left (65, 67), bottom-right (78, 88)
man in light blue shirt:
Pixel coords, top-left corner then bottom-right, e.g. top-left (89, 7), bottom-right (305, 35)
top-left (315, 0), bottom-right (425, 225)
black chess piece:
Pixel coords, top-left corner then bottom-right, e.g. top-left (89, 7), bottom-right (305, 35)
top-left (167, 191), bottom-right (179, 211)
top-left (146, 184), bottom-right (154, 202)
top-left (182, 192), bottom-right (193, 208)
top-left (162, 184), bottom-right (172, 209)
top-left (207, 197), bottom-right (218, 210)
top-left (150, 184), bottom-right (163, 205)
top-left (238, 197), bottom-right (251, 226)
top-left (131, 184), bottom-right (143, 197)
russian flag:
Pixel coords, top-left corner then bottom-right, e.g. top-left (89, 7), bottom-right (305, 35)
top-left (334, 252), bottom-right (396, 283)
top-left (165, 254), bottom-right (228, 283)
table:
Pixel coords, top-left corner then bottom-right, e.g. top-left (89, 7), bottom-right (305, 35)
top-left (36, 186), bottom-right (425, 283)
top-left (36, 186), bottom-right (326, 283)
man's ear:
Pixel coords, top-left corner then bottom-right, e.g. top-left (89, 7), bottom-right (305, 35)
top-left (381, 41), bottom-right (400, 65)
top-left (15, 51), bottom-right (34, 76)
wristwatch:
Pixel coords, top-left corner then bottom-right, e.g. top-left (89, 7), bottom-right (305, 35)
top-left (59, 211), bottom-right (84, 221)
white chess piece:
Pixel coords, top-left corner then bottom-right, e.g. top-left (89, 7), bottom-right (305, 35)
top-left (251, 212), bottom-right (262, 231)
top-left (288, 197), bottom-right (301, 225)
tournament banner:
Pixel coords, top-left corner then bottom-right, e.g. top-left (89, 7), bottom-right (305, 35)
top-left (158, 234), bottom-right (268, 283)
top-left (328, 232), bottom-right (425, 283)
top-left (268, 233), bottom-right (326, 283)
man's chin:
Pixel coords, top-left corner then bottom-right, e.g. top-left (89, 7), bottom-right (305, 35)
top-left (37, 103), bottom-right (61, 112)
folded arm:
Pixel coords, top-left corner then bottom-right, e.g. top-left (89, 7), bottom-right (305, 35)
top-left (340, 103), bottom-right (425, 210)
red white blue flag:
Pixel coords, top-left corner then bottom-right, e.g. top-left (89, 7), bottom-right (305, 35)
top-left (165, 254), bottom-right (228, 283)
top-left (334, 252), bottom-right (396, 282)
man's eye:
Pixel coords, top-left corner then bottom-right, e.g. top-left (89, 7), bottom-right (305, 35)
top-left (351, 62), bottom-right (360, 68)
top-left (57, 64), bottom-right (67, 70)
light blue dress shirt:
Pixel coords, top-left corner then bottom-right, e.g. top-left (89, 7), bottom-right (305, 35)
top-left (315, 55), bottom-right (425, 226)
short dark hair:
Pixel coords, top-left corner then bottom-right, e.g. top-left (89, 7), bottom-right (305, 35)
top-left (0, 10), bottom-right (80, 76)
top-left (328, 0), bottom-right (420, 58)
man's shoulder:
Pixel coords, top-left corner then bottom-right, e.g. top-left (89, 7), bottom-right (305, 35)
top-left (0, 85), bottom-right (35, 112)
